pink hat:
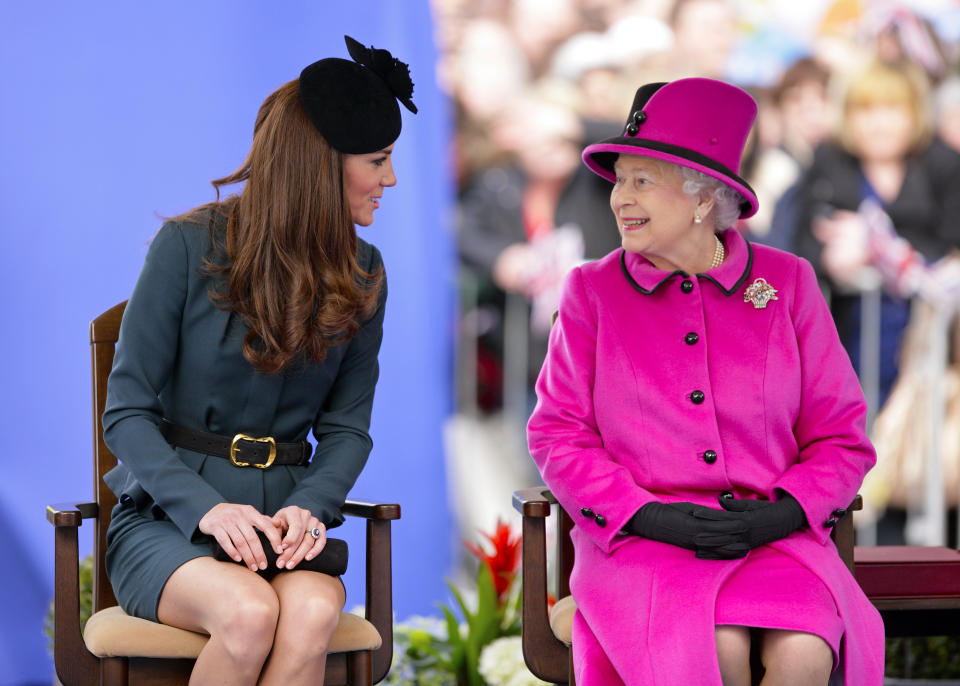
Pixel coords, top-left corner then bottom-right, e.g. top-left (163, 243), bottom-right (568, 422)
top-left (582, 78), bottom-right (759, 218)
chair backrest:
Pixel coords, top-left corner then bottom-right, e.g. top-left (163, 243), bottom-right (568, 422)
top-left (90, 301), bottom-right (126, 613)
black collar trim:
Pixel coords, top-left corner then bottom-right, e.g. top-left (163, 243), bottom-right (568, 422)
top-left (619, 240), bottom-right (754, 297)
top-left (620, 251), bottom-right (684, 294)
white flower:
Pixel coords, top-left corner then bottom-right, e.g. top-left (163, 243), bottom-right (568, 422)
top-left (478, 636), bottom-right (550, 686)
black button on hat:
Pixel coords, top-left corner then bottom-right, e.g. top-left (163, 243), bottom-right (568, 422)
top-left (832, 508), bottom-right (847, 518)
top-left (581, 507), bottom-right (595, 519)
top-left (594, 514), bottom-right (607, 528)
top-left (703, 450), bottom-right (717, 464)
top-left (824, 517), bottom-right (838, 528)
top-left (690, 390), bottom-right (705, 404)
top-left (681, 280), bottom-right (694, 293)
top-left (299, 35), bottom-right (417, 154)
top-left (685, 332), bottom-right (699, 345)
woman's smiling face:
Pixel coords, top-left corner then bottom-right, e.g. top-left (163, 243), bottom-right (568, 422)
top-left (610, 155), bottom-right (703, 271)
top-left (343, 144), bottom-right (397, 226)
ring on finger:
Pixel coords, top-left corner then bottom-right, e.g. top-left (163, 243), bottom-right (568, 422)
top-left (308, 527), bottom-right (321, 540)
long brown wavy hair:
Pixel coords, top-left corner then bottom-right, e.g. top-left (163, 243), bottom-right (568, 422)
top-left (176, 79), bottom-right (384, 373)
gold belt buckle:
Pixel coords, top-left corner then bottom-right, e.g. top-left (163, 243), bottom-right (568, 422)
top-left (229, 433), bottom-right (277, 469)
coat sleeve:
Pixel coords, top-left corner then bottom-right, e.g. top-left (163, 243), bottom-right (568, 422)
top-left (527, 266), bottom-right (656, 554)
top-left (280, 247), bottom-right (386, 527)
top-left (773, 257), bottom-right (876, 544)
top-left (102, 223), bottom-right (226, 540)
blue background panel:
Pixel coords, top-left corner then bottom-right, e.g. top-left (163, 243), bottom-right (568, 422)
top-left (0, 3), bottom-right (454, 683)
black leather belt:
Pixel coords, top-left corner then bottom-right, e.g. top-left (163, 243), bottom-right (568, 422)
top-left (159, 420), bottom-right (311, 469)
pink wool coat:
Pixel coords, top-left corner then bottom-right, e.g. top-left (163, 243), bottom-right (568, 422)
top-left (527, 229), bottom-right (884, 684)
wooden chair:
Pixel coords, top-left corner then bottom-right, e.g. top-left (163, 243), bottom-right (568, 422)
top-left (512, 486), bottom-right (861, 685)
top-left (47, 301), bottom-right (400, 686)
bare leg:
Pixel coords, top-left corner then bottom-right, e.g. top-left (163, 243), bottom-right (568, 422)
top-left (158, 557), bottom-right (280, 686)
top-left (716, 626), bottom-right (752, 686)
top-left (760, 630), bottom-right (832, 686)
top-left (258, 570), bottom-right (346, 686)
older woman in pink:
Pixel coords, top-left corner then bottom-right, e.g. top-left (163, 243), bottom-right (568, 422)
top-left (526, 78), bottom-right (884, 685)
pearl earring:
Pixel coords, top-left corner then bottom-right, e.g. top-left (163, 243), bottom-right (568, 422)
top-left (694, 214), bottom-right (702, 224)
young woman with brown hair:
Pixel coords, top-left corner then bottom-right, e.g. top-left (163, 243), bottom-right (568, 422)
top-left (100, 36), bottom-right (416, 684)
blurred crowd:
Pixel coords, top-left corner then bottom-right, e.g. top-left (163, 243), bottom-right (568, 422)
top-left (434, 0), bottom-right (960, 545)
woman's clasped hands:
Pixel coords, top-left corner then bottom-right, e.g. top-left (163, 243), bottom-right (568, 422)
top-left (198, 502), bottom-right (327, 572)
top-left (625, 494), bottom-right (806, 559)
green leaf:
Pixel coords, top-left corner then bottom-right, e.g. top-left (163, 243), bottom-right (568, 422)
top-left (417, 642), bottom-right (449, 662)
top-left (446, 580), bottom-right (479, 637)
top-left (472, 566), bottom-right (501, 643)
top-left (440, 605), bottom-right (469, 684)
top-left (441, 606), bottom-right (463, 648)
top-left (475, 564), bottom-right (498, 614)
top-left (464, 639), bottom-right (483, 686)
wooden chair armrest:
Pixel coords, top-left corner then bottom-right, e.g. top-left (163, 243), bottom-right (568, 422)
top-left (515, 487), bottom-right (569, 682)
top-left (46, 501), bottom-right (98, 527)
top-left (832, 495), bottom-right (862, 575)
top-left (512, 487), bottom-right (556, 518)
top-left (341, 498), bottom-right (399, 682)
top-left (50, 505), bottom-right (100, 686)
top-left (341, 499), bottom-right (401, 521)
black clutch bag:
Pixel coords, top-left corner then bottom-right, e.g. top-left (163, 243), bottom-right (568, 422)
top-left (211, 530), bottom-right (348, 579)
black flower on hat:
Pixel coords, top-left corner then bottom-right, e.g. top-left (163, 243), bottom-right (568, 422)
top-left (345, 35), bottom-right (417, 114)
top-left (299, 35), bottom-right (418, 154)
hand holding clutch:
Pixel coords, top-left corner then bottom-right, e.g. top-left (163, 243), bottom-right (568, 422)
top-left (212, 530), bottom-right (348, 579)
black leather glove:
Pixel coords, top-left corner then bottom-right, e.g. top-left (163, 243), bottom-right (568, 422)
top-left (717, 493), bottom-right (806, 549)
top-left (211, 530), bottom-right (348, 579)
top-left (625, 502), bottom-right (750, 560)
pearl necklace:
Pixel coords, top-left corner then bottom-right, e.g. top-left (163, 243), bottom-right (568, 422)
top-left (710, 235), bottom-right (725, 269)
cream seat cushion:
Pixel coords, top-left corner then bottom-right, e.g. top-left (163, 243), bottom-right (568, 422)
top-left (83, 606), bottom-right (381, 658)
top-left (548, 595), bottom-right (577, 646)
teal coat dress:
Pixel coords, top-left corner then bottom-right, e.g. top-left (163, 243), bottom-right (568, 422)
top-left (102, 214), bottom-right (386, 621)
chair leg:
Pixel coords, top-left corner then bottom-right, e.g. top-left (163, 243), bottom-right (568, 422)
top-left (101, 657), bottom-right (128, 686)
top-left (346, 650), bottom-right (372, 686)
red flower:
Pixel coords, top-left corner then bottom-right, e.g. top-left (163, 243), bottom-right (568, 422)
top-left (465, 519), bottom-right (521, 603)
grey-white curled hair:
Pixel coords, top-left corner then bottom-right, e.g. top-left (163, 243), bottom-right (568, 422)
top-left (677, 166), bottom-right (744, 230)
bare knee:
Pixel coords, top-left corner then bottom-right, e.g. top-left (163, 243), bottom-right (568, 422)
top-left (272, 573), bottom-right (344, 661)
top-left (215, 584), bottom-right (280, 662)
top-left (716, 626), bottom-right (751, 686)
top-left (761, 630), bottom-right (832, 685)
top-left (281, 595), bottom-right (343, 646)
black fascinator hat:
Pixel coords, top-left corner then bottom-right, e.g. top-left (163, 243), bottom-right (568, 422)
top-left (299, 35), bottom-right (417, 154)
